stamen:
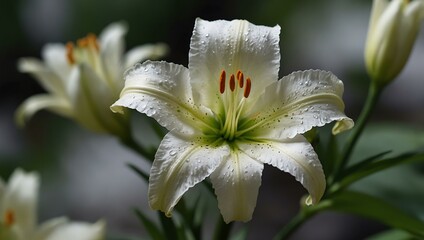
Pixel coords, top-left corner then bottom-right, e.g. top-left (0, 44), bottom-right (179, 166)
top-left (4, 209), bottom-right (14, 226)
top-left (77, 33), bottom-right (100, 52)
top-left (66, 42), bottom-right (75, 64)
top-left (244, 77), bottom-right (251, 98)
top-left (219, 70), bottom-right (226, 94)
top-left (77, 37), bottom-right (88, 48)
top-left (229, 74), bottom-right (235, 91)
top-left (237, 70), bottom-right (244, 88)
top-left (87, 33), bottom-right (100, 52)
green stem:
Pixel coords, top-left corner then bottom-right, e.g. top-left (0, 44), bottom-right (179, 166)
top-left (273, 208), bottom-right (315, 240)
top-left (212, 216), bottom-right (234, 240)
top-left (273, 201), bottom-right (331, 240)
top-left (333, 81), bottom-right (383, 181)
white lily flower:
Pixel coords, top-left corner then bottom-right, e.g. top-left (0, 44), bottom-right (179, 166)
top-left (365, 0), bottom-right (424, 85)
top-left (17, 22), bottom-right (168, 137)
top-left (112, 18), bottom-right (353, 223)
top-left (0, 169), bottom-right (105, 240)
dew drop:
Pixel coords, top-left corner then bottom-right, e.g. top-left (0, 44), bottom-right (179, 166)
top-left (169, 150), bottom-right (177, 156)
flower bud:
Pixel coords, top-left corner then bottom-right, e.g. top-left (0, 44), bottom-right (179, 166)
top-left (365, 0), bottom-right (424, 86)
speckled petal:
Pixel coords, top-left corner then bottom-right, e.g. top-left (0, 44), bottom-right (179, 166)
top-left (245, 70), bottom-right (353, 139)
top-left (149, 132), bottom-right (229, 216)
top-left (189, 18), bottom-right (281, 113)
top-left (237, 135), bottom-right (325, 205)
top-left (112, 61), bottom-right (215, 135)
top-left (210, 149), bottom-right (263, 223)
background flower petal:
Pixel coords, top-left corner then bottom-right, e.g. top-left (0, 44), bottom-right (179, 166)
top-left (70, 65), bottom-right (128, 136)
top-left (15, 94), bottom-right (72, 127)
top-left (149, 132), bottom-right (229, 216)
top-left (42, 220), bottom-right (105, 240)
top-left (18, 58), bottom-right (68, 98)
top-left (35, 217), bottom-right (68, 240)
top-left (124, 43), bottom-right (169, 69)
top-left (210, 149), bottom-right (263, 223)
top-left (99, 21), bottom-right (128, 89)
top-left (41, 44), bottom-right (72, 84)
top-left (2, 169), bottom-right (39, 239)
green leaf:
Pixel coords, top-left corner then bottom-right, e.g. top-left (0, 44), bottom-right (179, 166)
top-left (366, 229), bottom-right (418, 240)
top-left (328, 191), bottom-right (424, 237)
top-left (342, 150), bottom-right (391, 177)
top-left (336, 152), bottom-right (424, 190)
top-left (127, 163), bottom-right (149, 182)
top-left (134, 208), bottom-right (165, 240)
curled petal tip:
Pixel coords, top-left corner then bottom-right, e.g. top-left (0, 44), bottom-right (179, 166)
top-left (332, 118), bottom-right (354, 135)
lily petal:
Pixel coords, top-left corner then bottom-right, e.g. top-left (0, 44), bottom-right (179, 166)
top-left (124, 43), bottom-right (169, 69)
top-left (149, 132), bottom-right (229, 216)
top-left (41, 44), bottom-right (72, 84)
top-left (70, 64), bottom-right (128, 136)
top-left (15, 94), bottom-right (72, 127)
top-left (246, 70), bottom-right (353, 139)
top-left (210, 149), bottom-right (263, 223)
top-left (238, 135), bottom-right (325, 204)
top-left (189, 18), bottom-right (281, 112)
top-left (368, 0), bottom-right (389, 35)
top-left (35, 217), bottom-right (68, 240)
top-left (112, 61), bottom-right (214, 135)
top-left (42, 220), bottom-right (105, 240)
top-left (99, 22), bottom-right (127, 88)
top-left (2, 169), bottom-right (38, 239)
top-left (18, 58), bottom-right (68, 98)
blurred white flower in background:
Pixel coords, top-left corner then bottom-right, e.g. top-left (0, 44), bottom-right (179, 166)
top-left (0, 168), bottom-right (105, 240)
top-left (16, 22), bottom-right (168, 137)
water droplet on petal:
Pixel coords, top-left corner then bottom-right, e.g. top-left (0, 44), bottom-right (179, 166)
top-left (169, 150), bottom-right (177, 156)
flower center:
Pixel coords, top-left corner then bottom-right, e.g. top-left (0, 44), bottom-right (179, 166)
top-left (66, 33), bottom-right (100, 65)
top-left (218, 69), bottom-right (252, 141)
top-left (3, 209), bottom-right (15, 227)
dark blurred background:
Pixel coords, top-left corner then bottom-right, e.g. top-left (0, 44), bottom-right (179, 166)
top-left (1, 0), bottom-right (424, 239)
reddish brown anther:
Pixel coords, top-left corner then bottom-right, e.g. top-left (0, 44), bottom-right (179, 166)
top-left (237, 70), bottom-right (244, 88)
top-left (219, 70), bottom-right (226, 94)
top-left (244, 78), bottom-right (251, 98)
top-left (66, 42), bottom-right (75, 64)
top-left (229, 74), bottom-right (236, 91)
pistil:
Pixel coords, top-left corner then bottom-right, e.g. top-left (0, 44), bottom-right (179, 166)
top-left (218, 69), bottom-right (252, 141)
